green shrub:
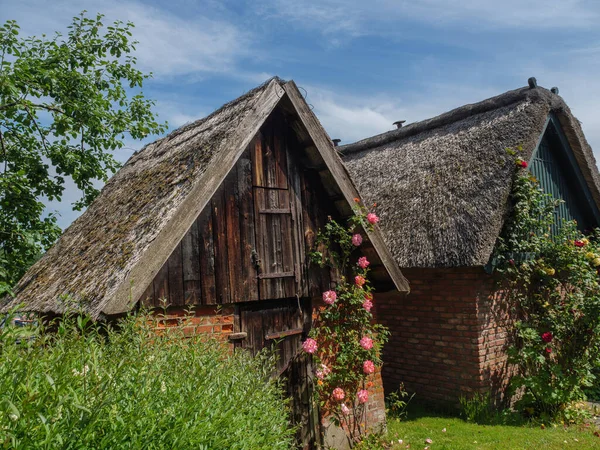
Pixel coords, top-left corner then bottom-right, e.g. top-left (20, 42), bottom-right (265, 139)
top-left (459, 392), bottom-right (494, 423)
top-left (386, 385), bottom-right (414, 421)
top-left (495, 170), bottom-right (600, 420)
top-left (0, 311), bottom-right (294, 449)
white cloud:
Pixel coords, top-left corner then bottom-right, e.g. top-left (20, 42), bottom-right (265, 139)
top-left (2, 0), bottom-right (250, 78)
top-left (304, 82), bottom-right (498, 144)
top-left (260, 0), bottom-right (599, 36)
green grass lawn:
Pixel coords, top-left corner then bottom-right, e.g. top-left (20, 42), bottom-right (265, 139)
top-left (384, 405), bottom-right (600, 450)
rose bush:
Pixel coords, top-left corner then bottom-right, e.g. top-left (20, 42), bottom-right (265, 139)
top-left (305, 200), bottom-right (389, 446)
top-left (494, 161), bottom-right (600, 420)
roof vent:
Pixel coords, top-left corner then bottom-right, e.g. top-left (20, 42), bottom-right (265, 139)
top-left (551, 87), bottom-right (559, 94)
top-left (332, 138), bottom-right (341, 147)
top-left (393, 120), bottom-right (406, 129)
top-left (528, 77), bottom-right (538, 89)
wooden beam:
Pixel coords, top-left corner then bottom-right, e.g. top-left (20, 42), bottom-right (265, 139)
top-left (265, 327), bottom-right (303, 341)
top-left (228, 332), bottom-right (247, 341)
top-left (258, 271), bottom-right (295, 279)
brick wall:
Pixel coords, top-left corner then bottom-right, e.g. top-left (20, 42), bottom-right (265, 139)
top-left (151, 305), bottom-right (235, 343)
top-left (374, 267), bottom-right (514, 406)
top-left (476, 281), bottom-right (515, 405)
top-left (321, 368), bottom-right (386, 449)
top-left (364, 367), bottom-right (386, 428)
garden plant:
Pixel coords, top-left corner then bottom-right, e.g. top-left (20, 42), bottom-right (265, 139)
top-left (494, 150), bottom-right (600, 420)
top-left (0, 310), bottom-right (294, 449)
top-left (305, 199), bottom-right (389, 447)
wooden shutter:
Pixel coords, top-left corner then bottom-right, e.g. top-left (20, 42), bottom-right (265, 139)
top-left (251, 116), bottom-right (300, 300)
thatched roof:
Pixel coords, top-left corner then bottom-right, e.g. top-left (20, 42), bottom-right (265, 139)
top-left (2, 78), bottom-right (408, 318)
top-left (341, 85), bottom-right (600, 268)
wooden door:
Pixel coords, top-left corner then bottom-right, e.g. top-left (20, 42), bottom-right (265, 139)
top-left (239, 298), bottom-right (319, 449)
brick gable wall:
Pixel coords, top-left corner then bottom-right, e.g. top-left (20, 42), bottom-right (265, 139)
top-left (374, 267), bottom-right (514, 407)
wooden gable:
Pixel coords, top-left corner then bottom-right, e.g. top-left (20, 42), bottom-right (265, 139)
top-left (530, 114), bottom-right (600, 235)
top-left (139, 108), bottom-right (337, 307)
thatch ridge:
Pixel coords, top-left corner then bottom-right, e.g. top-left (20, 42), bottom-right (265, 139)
top-left (342, 85), bottom-right (600, 268)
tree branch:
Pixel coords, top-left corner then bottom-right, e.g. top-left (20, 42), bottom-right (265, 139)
top-left (0, 101), bottom-right (65, 115)
top-left (23, 105), bottom-right (49, 154)
top-left (0, 128), bottom-right (6, 176)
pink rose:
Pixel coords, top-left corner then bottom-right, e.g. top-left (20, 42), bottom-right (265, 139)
top-left (360, 336), bottom-right (373, 350)
top-left (355, 275), bottom-right (366, 287)
top-left (357, 256), bottom-right (370, 269)
top-left (362, 299), bottom-right (373, 312)
top-left (332, 387), bottom-right (345, 402)
top-left (363, 360), bottom-right (375, 374)
top-left (322, 290), bottom-right (337, 305)
top-left (357, 389), bottom-right (369, 403)
top-left (302, 338), bottom-right (318, 354)
top-left (316, 364), bottom-right (331, 380)
top-left (366, 213), bottom-right (379, 224)
top-left (341, 403), bottom-right (350, 415)
top-left (352, 234), bottom-right (363, 247)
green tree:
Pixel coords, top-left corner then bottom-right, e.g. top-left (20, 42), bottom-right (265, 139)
top-left (0, 12), bottom-right (167, 292)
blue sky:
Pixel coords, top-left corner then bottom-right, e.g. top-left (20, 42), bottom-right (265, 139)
top-left (4, 0), bottom-right (600, 229)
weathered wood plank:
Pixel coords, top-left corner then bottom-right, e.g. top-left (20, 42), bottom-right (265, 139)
top-left (252, 132), bottom-right (265, 187)
top-left (167, 242), bottom-right (184, 306)
top-left (300, 170), bottom-right (326, 297)
top-left (153, 260), bottom-right (169, 307)
top-left (212, 185), bottom-right (230, 304)
top-left (197, 206), bottom-right (217, 305)
top-left (279, 188), bottom-right (296, 298)
top-left (272, 113), bottom-right (289, 189)
top-left (257, 271), bottom-right (295, 279)
top-left (225, 166), bottom-right (243, 303)
top-left (182, 220), bottom-right (201, 305)
top-left (287, 134), bottom-right (308, 297)
top-left (140, 282), bottom-right (154, 307)
top-left (258, 208), bottom-right (291, 214)
top-left (237, 146), bottom-right (259, 302)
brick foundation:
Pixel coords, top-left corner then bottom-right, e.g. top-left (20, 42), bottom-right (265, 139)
top-left (374, 267), bottom-right (515, 407)
top-left (321, 368), bottom-right (386, 449)
top-left (150, 305), bottom-right (235, 344)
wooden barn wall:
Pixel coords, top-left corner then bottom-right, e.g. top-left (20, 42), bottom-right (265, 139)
top-left (140, 110), bottom-right (336, 307)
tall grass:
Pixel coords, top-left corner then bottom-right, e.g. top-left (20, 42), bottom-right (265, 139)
top-left (0, 311), bottom-right (294, 449)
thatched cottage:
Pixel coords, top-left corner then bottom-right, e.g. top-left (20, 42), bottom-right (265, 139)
top-left (5, 73), bottom-right (600, 425)
top-left (341, 79), bottom-right (600, 405)
top-left (1, 77), bottom-right (409, 448)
